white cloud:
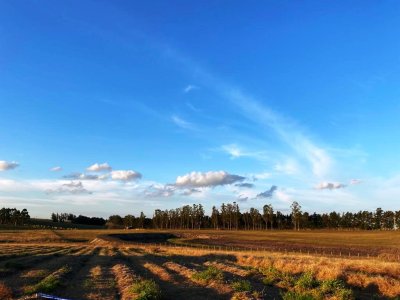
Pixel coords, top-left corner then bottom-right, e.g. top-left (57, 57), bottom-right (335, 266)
top-left (171, 115), bottom-right (194, 130)
top-left (87, 163), bottom-right (112, 172)
top-left (315, 181), bottom-right (346, 190)
top-left (350, 179), bottom-right (362, 185)
top-left (50, 166), bottom-right (62, 172)
top-left (0, 161), bottom-right (19, 171)
top-left (175, 171), bottom-right (245, 188)
top-left (111, 170), bottom-right (142, 181)
top-left (183, 84), bottom-right (198, 93)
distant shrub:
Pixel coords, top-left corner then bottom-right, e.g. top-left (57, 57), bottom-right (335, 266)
top-left (129, 279), bottom-right (161, 300)
top-left (192, 266), bottom-right (223, 283)
top-left (232, 280), bottom-right (252, 292)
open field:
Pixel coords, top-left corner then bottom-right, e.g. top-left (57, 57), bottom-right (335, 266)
top-left (0, 230), bottom-right (400, 299)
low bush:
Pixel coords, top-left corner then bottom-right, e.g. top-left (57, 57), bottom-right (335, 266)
top-left (129, 279), bottom-right (161, 300)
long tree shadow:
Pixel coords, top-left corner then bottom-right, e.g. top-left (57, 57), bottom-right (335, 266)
top-left (120, 249), bottom-right (232, 300)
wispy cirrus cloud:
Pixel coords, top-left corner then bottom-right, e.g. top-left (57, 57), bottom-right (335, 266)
top-left (221, 144), bottom-right (268, 161)
top-left (163, 47), bottom-right (334, 180)
top-left (0, 161), bottom-right (19, 171)
top-left (171, 115), bottom-right (195, 130)
top-left (183, 84), bottom-right (199, 93)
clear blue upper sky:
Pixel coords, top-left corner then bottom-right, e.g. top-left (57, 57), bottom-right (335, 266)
top-left (1, 1), bottom-right (400, 218)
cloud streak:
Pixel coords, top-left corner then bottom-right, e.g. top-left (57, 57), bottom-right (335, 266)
top-left (171, 115), bottom-right (195, 130)
top-left (50, 166), bottom-right (62, 172)
top-left (256, 185), bottom-right (278, 198)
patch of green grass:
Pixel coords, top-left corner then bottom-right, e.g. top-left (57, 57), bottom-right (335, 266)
top-left (129, 279), bottom-right (161, 300)
top-left (295, 272), bottom-right (317, 290)
top-left (192, 266), bottom-right (223, 283)
top-left (231, 280), bottom-right (252, 292)
top-left (25, 274), bottom-right (60, 294)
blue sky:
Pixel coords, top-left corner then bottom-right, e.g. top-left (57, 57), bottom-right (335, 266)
top-left (1, 1), bottom-right (400, 218)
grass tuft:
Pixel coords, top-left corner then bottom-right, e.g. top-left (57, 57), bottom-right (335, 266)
top-left (192, 266), bottom-right (223, 283)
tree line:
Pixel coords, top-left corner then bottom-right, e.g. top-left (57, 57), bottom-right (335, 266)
top-left (51, 211), bottom-right (149, 229)
top-left (51, 212), bottom-right (107, 226)
top-left (0, 207), bottom-right (30, 226)
top-left (151, 202), bottom-right (400, 230)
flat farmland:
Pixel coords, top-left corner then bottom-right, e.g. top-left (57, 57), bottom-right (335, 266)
top-left (0, 230), bottom-right (400, 300)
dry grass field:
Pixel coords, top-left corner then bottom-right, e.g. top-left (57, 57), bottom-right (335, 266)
top-left (0, 230), bottom-right (399, 300)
